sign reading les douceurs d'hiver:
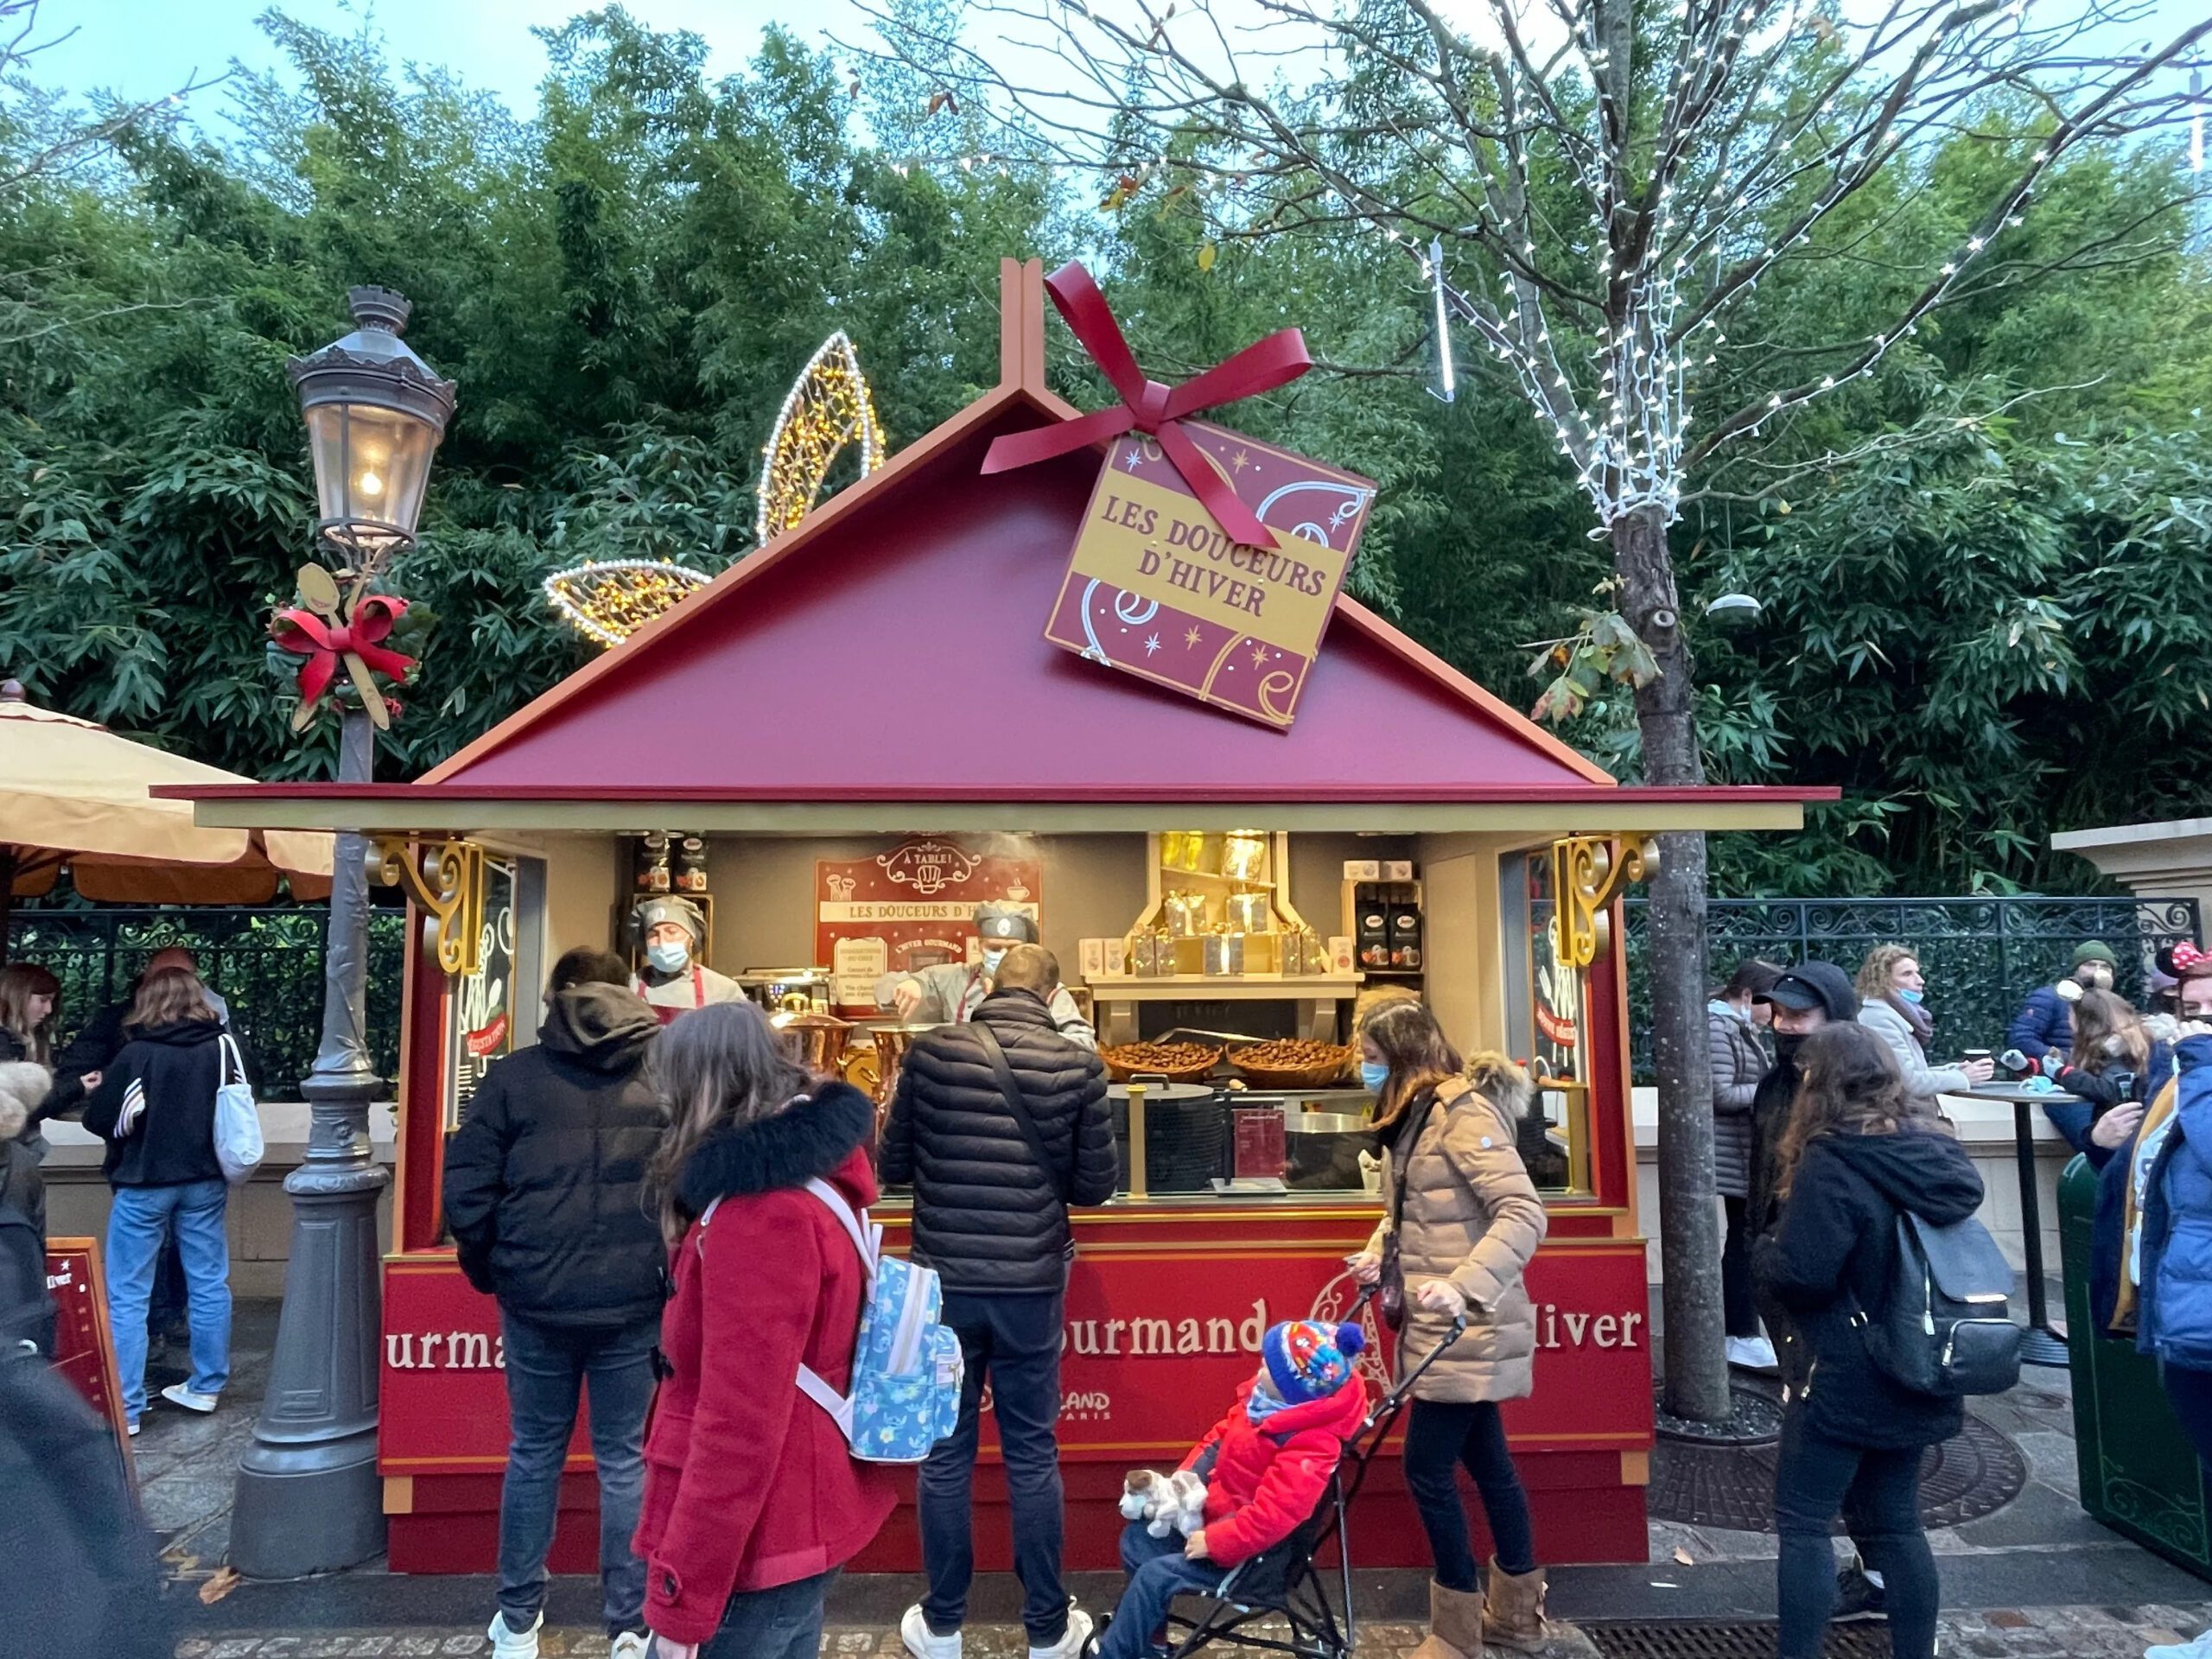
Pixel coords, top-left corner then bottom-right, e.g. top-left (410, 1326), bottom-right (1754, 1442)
top-left (982, 263), bottom-right (1375, 729)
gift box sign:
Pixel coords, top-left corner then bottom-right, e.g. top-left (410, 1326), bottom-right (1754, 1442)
top-left (985, 261), bottom-right (1375, 730)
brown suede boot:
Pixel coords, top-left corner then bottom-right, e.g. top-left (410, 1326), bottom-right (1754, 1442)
top-left (1482, 1558), bottom-right (1551, 1653)
top-left (1408, 1580), bottom-right (1485, 1659)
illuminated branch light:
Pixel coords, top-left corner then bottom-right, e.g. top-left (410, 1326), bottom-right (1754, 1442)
top-left (756, 331), bottom-right (889, 544)
top-left (543, 559), bottom-right (715, 650)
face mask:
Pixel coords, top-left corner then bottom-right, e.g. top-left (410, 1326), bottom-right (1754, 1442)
top-left (1359, 1061), bottom-right (1390, 1093)
top-left (982, 949), bottom-right (1007, 976)
top-left (1774, 1033), bottom-right (1806, 1061)
top-left (1897, 987), bottom-right (1924, 1005)
top-left (2080, 965), bottom-right (2113, 990)
top-left (646, 939), bottom-right (690, 975)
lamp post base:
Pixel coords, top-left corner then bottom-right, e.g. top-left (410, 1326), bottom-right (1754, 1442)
top-left (232, 1427), bottom-right (385, 1580)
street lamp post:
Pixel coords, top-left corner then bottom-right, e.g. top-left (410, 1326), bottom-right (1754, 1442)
top-left (231, 287), bottom-right (455, 1580)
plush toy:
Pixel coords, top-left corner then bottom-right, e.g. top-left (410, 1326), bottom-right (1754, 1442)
top-left (1119, 1467), bottom-right (1211, 1537)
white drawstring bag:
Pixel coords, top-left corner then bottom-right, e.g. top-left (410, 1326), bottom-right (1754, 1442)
top-left (212, 1033), bottom-right (263, 1184)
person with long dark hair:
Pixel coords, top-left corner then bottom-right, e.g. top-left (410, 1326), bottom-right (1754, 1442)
top-left (1756, 1023), bottom-right (1984, 1659)
top-left (632, 1001), bottom-right (893, 1659)
top-left (79, 968), bottom-right (241, 1436)
top-left (1350, 1001), bottom-right (1548, 1659)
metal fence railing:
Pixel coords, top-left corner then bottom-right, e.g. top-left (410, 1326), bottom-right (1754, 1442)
top-left (1622, 894), bottom-right (2203, 1084)
top-left (8, 906), bottom-right (408, 1101)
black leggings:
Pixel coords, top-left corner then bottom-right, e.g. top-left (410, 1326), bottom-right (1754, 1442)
top-left (2162, 1362), bottom-right (2212, 1469)
top-left (1772, 1414), bottom-right (1936, 1659)
top-left (1721, 1196), bottom-right (1758, 1339)
top-left (1402, 1398), bottom-right (1538, 1589)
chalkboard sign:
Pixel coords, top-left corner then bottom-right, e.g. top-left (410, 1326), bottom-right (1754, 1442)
top-left (44, 1236), bottom-right (135, 1483)
top-left (444, 854), bottom-right (518, 1133)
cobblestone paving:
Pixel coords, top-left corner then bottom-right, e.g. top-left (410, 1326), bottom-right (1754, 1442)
top-left (171, 1605), bottom-right (2212, 1657)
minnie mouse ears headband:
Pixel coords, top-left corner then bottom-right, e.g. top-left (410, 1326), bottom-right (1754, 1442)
top-left (2157, 942), bottom-right (2212, 981)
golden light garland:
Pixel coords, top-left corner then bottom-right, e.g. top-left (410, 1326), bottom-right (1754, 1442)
top-left (757, 331), bottom-right (887, 543)
top-left (542, 559), bottom-right (714, 650)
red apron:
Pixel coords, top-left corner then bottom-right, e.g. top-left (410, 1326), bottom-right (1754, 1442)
top-left (637, 965), bottom-right (708, 1027)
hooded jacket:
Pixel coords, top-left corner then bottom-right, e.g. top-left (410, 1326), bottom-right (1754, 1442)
top-left (878, 989), bottom-right (1117, 1294)
top-left (1179, 1376), bottom-right (1369, 1568)
top-left (0, 1063), bottom-right (50, 1238)
top-left (2097, 1035), bottom-right (2212, 1369)
top-left (1746, 963), bottom-right (1860, 1241)
top-left (634, 1084), bottom-right (894, 1644)
top-left (441, 983), bottom-right (665, 1330)
top-left (79, 1020), bottom-right (232, 1187)
top-left (1754, 1127), bottom-right (1985, 1448)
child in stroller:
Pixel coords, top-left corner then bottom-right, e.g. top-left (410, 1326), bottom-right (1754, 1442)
top-left (1095, 1319), bottom-right (1370, 1659)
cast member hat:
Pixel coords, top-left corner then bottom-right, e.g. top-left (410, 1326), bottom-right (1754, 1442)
top-left (975, 903), bottom-right (1038, 944)
top-left (1262, 1319), bottom-right (1366, 1405)
top-left (2073, 941), bottom-right (2119, 969)
top-left (634, 894), bottom-right (707, 944)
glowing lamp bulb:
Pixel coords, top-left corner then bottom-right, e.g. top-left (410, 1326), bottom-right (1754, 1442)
top-left (359, 468), bottom-right (384, 498)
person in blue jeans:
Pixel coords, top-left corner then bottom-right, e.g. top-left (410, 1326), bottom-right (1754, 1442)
top-left (879, 946), bottom-right (1119, 1659)
top-left (442, 950), bottom-right (670, 1659)
top-left (79, 969), bottom-right (240, 1433)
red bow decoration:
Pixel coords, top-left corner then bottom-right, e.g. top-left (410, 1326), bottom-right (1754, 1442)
top-left (270, 594), bottom-right (414, 722)
top-left (2175, 942), bottom-right (2209, 975)
top-left (982, 261), bottom-right (1311, 550)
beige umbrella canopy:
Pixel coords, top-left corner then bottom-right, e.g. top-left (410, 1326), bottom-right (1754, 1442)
top-left (0, 680), bottom-right (334, 938)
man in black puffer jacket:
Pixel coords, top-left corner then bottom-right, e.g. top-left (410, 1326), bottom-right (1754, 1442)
top-left (442, 949), bottom-right (664, 1659)
top-left (880, 944), bottom-right (1116, 1659)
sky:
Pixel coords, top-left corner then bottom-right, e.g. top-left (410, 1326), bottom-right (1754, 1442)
top-left (35, 0), bottom-right (2209, 135)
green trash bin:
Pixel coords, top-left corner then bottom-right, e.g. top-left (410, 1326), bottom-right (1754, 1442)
top-left (2059, 1151), bottom-right (2212, 1578)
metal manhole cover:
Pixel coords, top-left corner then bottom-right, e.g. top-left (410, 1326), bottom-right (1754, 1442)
top-left (1648, 1411), bottom-right (2027, 1532)
top-left (1587, 1621), bottom-right (1893, 1657)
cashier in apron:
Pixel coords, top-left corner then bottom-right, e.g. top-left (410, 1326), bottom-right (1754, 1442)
top-left (632, 895), bottom-right (744, 1027)
top-left (874, 902), bottom-right (1097, 1050)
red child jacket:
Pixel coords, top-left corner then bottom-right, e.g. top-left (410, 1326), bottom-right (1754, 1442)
top-left (1177, 1376), bottom-right (1369, 1567)
top-left (633, 1093), bottom-right (895, 1646)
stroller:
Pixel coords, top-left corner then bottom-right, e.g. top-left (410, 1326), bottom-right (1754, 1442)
top-left (1122, 1289), bottom-right (1467, 1659)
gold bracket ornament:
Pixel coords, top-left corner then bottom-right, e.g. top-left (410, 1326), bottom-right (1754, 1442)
top-left (1548, 835), bottom-right (1659, 969)
top-left (372, 837), bottom-right (486, 976)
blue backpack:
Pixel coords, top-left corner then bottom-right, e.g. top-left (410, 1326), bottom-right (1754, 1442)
top-left (699, 1178), bottom-right (964, 1464)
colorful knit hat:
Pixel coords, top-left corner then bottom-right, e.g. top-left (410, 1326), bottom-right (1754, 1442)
top-left (1261, 1319), bottom-right (1366, 1405)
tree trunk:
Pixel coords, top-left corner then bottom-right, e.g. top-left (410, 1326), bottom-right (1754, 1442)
top-left (1613, 504), bottom-right (1731, 1425)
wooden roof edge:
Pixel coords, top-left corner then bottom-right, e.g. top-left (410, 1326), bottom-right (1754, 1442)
top-left (1327, 595), bottom-right (1617, 787)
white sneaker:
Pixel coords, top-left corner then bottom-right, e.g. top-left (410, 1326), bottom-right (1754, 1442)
top-left (1030, 1605), bottom-right (1095, 1659)
top-left (160, 1383), bottom-right (219, 1413)
top-left (1726, 1336), bottom-right (1779, 1372)
top-left (2146, 1631), bottom-right (2212, 1659)
top-left (487, 1611), bottom-right (543, 1659)
top-left (610, 1635), bottom-right (650, 1659)
top-left (125, 1419), bottom-right (140, 1438)
top-left (902, 1604), bottom-right (962, 1659)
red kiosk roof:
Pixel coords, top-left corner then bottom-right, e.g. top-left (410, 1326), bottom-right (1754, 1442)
top-left (168, 263), bottom-right (1828, 828)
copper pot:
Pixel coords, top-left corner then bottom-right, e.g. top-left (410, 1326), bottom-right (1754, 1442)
top-left (777, 1011), bottom-right (854, 1076)
top-left (865, 1023), bottom-right (938, 1105)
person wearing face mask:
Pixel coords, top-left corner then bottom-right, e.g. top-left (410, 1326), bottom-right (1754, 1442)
top-left (874, 904), bottom-right (1096, 1051)
top-left (632, 897), bottom-right (743, 1027)
top-left (2006, 941), bottom-right (2119, 1067)
top-left (1853, 945), bottom-right (1993, 1122)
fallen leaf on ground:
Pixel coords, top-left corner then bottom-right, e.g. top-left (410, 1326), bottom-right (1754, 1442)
top-left (199, 1566), bottom-right (240, 1605)
top-left (1673, 1546), bottom-right (1695, 1566)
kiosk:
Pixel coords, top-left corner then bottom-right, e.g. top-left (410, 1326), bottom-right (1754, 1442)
top-left (175, 259), bottom-right (1822, 1574)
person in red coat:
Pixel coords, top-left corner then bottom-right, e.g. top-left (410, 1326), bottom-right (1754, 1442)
top-left (632, 1002), bottom-right (894, 1659)
top-left (1094, 1320), bottom-right (1370, 1659)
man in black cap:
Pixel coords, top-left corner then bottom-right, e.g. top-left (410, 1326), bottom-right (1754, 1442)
top-left (877, 903), bottom-right (1096, 1050)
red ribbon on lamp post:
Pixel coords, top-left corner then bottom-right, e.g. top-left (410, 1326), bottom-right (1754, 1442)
top-left (270, 591), bottom-right (415, 730)
top-left (982, 261), bottom-right (1312, 549)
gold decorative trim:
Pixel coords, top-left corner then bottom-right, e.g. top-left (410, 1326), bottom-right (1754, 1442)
top-left (372, 837), bottom-right (485, 976)
top-left (1549, 834), bottom-right (1659, 969)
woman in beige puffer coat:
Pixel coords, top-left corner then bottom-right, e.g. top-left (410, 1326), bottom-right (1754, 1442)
top-left (1354, 1001), bottom-right (1548, 1659)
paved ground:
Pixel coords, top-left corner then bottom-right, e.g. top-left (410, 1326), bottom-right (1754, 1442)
top-left (148, 1295), bottom-right (2212, 1656)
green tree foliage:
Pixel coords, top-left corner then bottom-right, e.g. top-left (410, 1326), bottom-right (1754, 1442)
top-left (0, 6), bottom-right (2204, 895)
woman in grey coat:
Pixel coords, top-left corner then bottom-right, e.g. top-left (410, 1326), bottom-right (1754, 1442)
top-left (1709, 960), bottom-right (1782, 1370)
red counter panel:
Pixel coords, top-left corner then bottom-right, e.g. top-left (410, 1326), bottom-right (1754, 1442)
top-left (380, 1202), bottom-right (1652, 1571)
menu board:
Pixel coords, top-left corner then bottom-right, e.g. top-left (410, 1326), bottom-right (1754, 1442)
top-left (444, 855), bottom-right (518, 1133)
top-left (816, 837), bottom-right (1044, 1015)
top-left (44, 1238), bottom-right (134, 1478)
top-left (1525, 851), bottom-right (1584, 1086)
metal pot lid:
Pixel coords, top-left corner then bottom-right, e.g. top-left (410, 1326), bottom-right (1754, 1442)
top-left (1285, 1113), bottom-right (1375, 1135)
top-left (1108, 1081), bottom-right (1217, 1102)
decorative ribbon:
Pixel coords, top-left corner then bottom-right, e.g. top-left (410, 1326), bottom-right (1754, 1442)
top-left (2174, 942), bottom-right (2209, 975)
top-left (982, 261), bottom-right (1311, 549)
top-left (270, 594), bottom-right (414, 708)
